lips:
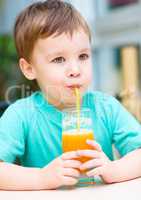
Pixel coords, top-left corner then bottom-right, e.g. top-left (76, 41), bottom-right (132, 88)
top-left (67, 84), bottom-right (82, 89)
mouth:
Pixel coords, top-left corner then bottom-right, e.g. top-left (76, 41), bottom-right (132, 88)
top-left (66, 84), bottom-right (82, 90)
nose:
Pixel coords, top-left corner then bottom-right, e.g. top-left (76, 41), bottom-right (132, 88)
top-left (66, 65), bottom-right (81, 78)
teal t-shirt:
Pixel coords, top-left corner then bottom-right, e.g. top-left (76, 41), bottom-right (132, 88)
top-left (0, 91), bottom-right (141, 168)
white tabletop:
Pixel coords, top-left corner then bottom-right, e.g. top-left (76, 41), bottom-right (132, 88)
top-left (0, 177), bottom-right (141, 200)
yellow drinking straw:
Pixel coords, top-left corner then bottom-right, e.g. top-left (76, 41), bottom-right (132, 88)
top-left (74, 88), bottom-right (80, 131)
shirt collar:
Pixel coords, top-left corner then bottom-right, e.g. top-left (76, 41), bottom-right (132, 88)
top-left (34, 90), bottom-right (93, 125)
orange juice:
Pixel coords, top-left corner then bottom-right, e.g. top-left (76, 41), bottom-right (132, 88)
top-left (62, 129), bottom-right (94, 162)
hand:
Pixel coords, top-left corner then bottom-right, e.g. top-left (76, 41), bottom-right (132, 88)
top-left (40, 151), bottom-right (81, 189)
top-left (76, 140), bottom-right (115, 183)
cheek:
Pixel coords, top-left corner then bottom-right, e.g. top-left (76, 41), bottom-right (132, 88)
top-left (83, 65), bottom-right (93, 82)
top-left (48, 72), bottom-right (64, 85)
top-left (86, 74), bottom-right (92, 85)
top-left (40, 68), bottom-right (64, 84)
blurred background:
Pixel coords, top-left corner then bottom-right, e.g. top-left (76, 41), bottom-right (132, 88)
top-left (0, 0), bottom-right (141, 121)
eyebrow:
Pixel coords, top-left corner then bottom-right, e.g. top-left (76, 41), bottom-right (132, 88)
top-left (79, 48), bottom-right (91, 53)
top-left (46, 51), bottom-right (66, 59)
top-left (46, 48), bottom-right (91, 58)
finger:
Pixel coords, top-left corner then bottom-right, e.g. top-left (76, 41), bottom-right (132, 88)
top-left (63, 160), bottom-right (82, 169)
top-left (61, 151), bottom-right (79, 160)
top-left (80, 159), bottom-right (103, 170)
top-left (63, 168), bottom-right (80, 178)
top-left (86, 140), bottom-right (102, 152)
top-left (86, 166), bottom-right (104, 177)
top-left (62, 176), bottom-right (78, 186)
top-left (76, 150), bottom-right (101, 159)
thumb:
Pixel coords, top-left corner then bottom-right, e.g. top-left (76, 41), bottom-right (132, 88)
top-left (86, 140), bottom-right (102, 152)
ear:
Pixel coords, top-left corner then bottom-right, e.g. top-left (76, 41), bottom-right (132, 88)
top-left (19, 58), bottom-right (36, 80)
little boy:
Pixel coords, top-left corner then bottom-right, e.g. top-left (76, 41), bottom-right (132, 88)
top-left (0, 0), bottom-right (141, 190)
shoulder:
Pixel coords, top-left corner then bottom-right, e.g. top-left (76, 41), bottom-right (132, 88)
top-left (84, 90), bottom-right (122, 122)
top-left (1, 91), bottom-right (41, 120)
top-left (0, 92), bottom-right (42, 136)
top-left (85, 90), bottom-right (119, 108)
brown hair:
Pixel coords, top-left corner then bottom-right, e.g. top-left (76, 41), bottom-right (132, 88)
top-left (14, 0), bottom-right (91, 62)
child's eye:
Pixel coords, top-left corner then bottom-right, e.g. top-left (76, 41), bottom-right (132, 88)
top-left (79, 53), bottom-right (89, 61)
top-left (51, 57), bottom-right (65, 63)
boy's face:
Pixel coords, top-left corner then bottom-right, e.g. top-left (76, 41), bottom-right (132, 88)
top-left (30, 30), bottom-right (93, 109)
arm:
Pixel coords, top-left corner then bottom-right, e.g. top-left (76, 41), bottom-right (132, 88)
top-left (107, 148), bottom-right (141, 183)
top-left (0, 151), bottom-right (81, 190)
top-left (0, 161), bottom-right (42, 190)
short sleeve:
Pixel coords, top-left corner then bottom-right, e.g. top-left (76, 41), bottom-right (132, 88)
top-left (109, 97), bottom-right (141, 156)
top-left (0, 103), bottom-right (26, 163)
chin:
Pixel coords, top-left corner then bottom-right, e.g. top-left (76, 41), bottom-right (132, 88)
top-left (63, 99), bottom-right (76, 107)
top-left (62, 96), bottom-right (83, 108)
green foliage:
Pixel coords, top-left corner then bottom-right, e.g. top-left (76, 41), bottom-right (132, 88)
top-left (0, 34), bottom-right (18, 75)
top-left (0, 34), bottom-right (38, 102)
top-left (0, 35), bottom-right (19, 101)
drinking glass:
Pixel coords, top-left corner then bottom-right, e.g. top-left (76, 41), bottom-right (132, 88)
top-left (62, 107), bottom-right (95, 186)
